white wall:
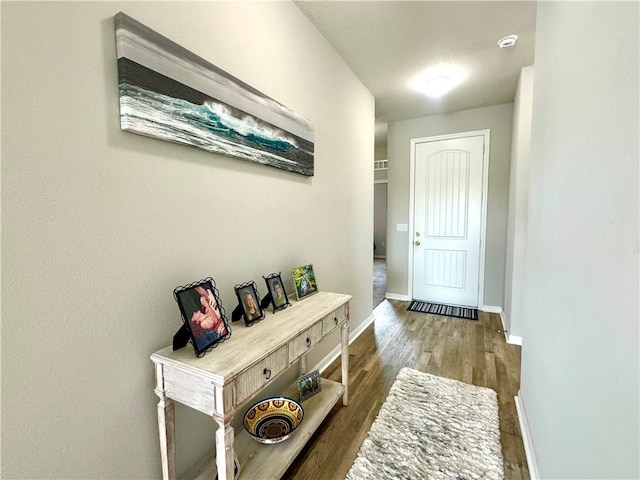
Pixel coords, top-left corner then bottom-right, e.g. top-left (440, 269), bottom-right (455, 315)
top-left (503, 66), bottom-right (534, 340)
top-left (386, 103), bottom-right (513, 307)
top-left (1, 2), bottom-right (374, 478)
top-left (519, 2), bottom-right (639, 478)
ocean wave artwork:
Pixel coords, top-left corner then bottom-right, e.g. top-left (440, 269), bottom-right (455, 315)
top-left (114, 12), bottom-right (314, 176)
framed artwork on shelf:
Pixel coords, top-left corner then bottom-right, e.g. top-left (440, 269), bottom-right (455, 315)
top-left (292, 264), bottom-right (318, 301)
top-left (174, 277), bottom-right (231, 357)
top-left (297, 370), bottom-right (321, 402)
top-left (263, 272), bottom-right (291, 312)
top-left (234, 281), bottom-right (265, 327)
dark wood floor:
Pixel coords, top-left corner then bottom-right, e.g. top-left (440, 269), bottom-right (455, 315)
top-left (282, 299), bottom-right (529, 480)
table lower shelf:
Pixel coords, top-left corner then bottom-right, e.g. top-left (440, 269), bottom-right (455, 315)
top-left (191, 379), bottom-right (346, 480)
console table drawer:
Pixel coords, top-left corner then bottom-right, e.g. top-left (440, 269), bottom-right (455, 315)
top-left (322, 304), bottom-right (347, 336)
top-left (164, 365), bottom-right (215, 415)
top-left (235, 345), bottom-right (287, 405)
top-left (288, 322), bottom-right (323, 363)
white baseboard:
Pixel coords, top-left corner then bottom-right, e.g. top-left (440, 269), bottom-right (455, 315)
top-left (508, 335), bottom-right (523, 346)
top-left (499, 309), bottom-right (509, 343)
top-left (515, 395), bottom-right (540, 479)
top-left (480, 305), bottom-right (502, 313)
top-left (481, 305), bottom-right (509, 343)
top-left (385, 292), bottom-right (411, 301)
top-left (482, 306), bottom-right (522, 345)
top-left (312, 313), bottom-right (375, 374)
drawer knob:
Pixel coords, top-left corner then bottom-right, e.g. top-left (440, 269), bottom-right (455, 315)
top-left (334, 317), bottom-right (338, 325)
top-left (263, 368), bottom-right (271, 379)
top-left (306, 337), bottom-right (311, 347)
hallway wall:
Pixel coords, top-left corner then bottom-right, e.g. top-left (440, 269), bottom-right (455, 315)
top-left (519, 2), bottom-right (639, 477)
top-left (386, 103), bottom-right (513, 307)
top-left (503, 65), bottom-right (534, 340)
top-left (1, 2), bottom-right (374, 478)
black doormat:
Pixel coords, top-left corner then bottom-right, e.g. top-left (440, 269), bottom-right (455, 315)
top-left (407, 301), bottom-right (478, 320)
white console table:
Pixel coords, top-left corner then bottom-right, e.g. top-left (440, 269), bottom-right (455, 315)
top-left (151, 291), bottom-right (351, 480)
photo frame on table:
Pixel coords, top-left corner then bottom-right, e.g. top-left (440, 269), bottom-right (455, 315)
top-left (291, 264), bottom-right (318, 301)
top-left (173, 277), bottom-right (231, 357)
top-left (297, 370), bottom-right (321, 402)
top-left (234, 281), bottom-right (265, 327)
top-left (263, 272), bottom-right (291, 313)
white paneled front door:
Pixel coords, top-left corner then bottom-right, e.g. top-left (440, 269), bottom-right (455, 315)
top-left (411, 135), bottom-right (485, 307)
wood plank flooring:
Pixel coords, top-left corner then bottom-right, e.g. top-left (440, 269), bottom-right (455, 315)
top-left (282, 299), bottom-right (530, 480)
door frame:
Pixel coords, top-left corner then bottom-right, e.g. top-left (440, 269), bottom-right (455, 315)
top-left (408, 129), bottom-right (491, 307)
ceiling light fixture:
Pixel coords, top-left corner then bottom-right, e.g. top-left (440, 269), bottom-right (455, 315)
top-left (497, 34), bottom-right (518, 49)
top-left (409, 67), bottom-right (467, 99)
top-left (422, 76), bottom-right (452, 98)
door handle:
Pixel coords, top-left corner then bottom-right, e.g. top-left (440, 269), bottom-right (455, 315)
top-left (415, 240), bottom-right (421, 246)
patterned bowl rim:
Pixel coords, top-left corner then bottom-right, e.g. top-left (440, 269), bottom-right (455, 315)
top-left (242, 396), bottom-right (304, 441)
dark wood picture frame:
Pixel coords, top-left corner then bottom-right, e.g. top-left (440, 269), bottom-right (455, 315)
top-left (174, 277), bottom-right (231, 356)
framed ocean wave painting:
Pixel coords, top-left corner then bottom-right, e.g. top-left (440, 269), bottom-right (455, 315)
top-left (114, 12), bottom-right (314, 176)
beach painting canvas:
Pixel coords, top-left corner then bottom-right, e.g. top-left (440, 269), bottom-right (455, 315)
top-left (114, 12), bottom-right (314, 176)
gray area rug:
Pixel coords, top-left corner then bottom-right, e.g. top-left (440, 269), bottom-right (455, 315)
top-left (347, 368), bottom-right (504, 480)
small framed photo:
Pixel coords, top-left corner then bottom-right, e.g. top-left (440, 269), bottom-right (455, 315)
top-left (234, 281), bottom-right (265, 326)
top-left (297, 370), bottom-right (321, 402)
top-left (292, 264), bottom-right (318, 301)
top-left (174, 278), bottom-right (231, 356)
top-left (263, 272), bottom-right (290, 312)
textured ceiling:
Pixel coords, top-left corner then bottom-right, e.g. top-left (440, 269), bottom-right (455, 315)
top-left (296, 1), bottom-right (537, 147)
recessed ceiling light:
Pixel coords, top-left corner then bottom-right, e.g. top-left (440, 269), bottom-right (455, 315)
top-left (497, 34), bottom-right (518, 49)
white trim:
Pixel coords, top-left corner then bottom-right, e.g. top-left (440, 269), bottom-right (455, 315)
top-left (312, 313), bottom-right (375, 374)
top-left (508, 335), bottom-right (523, 346)
top-left (374, 179), bottom-right (388, 184)
top-left (515, 395), bottom-right (540, 480)
top-left (483, 306), bottom-right (523, 345)
top-left (492, 307), bottom-right (509, 343)
top-left (478, 130), bottom-right (491, 309)
top-left (500, 309), bottom-right (509, 343)
top-left (408, 130), bottom-right (491, 308)
top-left (480, 305), bottom-right (502, 313)
top-left (385, 292), bottom-right (411, 301)
top-left (497, 308), bottom-right (511, 343)
top-left (374, 159), bottom-right (388, 170)
top-left (481, 306), bottom-right (516, 344)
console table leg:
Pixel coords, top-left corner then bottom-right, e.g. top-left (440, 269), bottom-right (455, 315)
top-left (341, 321), bottom-right (349, 406)
top-left (215, 419), bottom-right (235, 480)
top-left (156, 395), bottom-right (176, 480)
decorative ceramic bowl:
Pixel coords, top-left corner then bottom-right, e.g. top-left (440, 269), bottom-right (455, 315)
top-left (243, 397), bottom-right (304, 444)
